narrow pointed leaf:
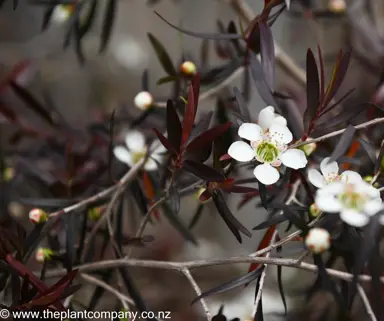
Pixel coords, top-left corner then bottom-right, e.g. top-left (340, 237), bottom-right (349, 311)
top-left (192, 266), bottom-right (264, 304)
top-left (147, 32), bottom-right (177, 76)
top-left (152, 128), bottom-right (176, 154)
top-left (181, 84), bottom-right (196, 146)
top-left (357, 138), bottom-right (376, 164)
top-left (328, 125), bottom-right (356, 163)
top-left (189, 204), bottom-right (205, 229)
top-left (259, 22), bottom-right (275, 92)
top-left (182, 160), bottom-right (225, 182)
top-left (212, 191), bottom-right (252, 242)
top-left (249, 53), bottom-right (276, 106)
top-left (79, 0), bottom-right (98, 38)
top-left (166, 99), bottom-right (182, 152)
top-left (155, 12), bottom-right (241, 40)
top-left (9, 81), bottom-right (56, 126)
top-left (186, 122), bottom-right (232, 152)
top-left (99, 0), bottom-right (117, 53)
top-left (303, 49), bottom-right (320, 131)
top-left (168, 185), bottom-right (180, 215)
top-left (234, 87), bottom-right (251, 122)
top-left (157, 75), bottom-right (178, 85)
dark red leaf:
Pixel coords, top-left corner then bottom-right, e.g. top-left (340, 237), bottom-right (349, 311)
top-left (323, 51), bottom-right (351, 108)
top-left (248, 225), bottom-right (276, 273)
top-left (191, 73), bottom-right (200, 113)
top-left (0, 103), bottom-right (17, 122)
top-left (166, 99), bottom-right (182, 152)
top-left (317, 46), bottom-right (325, 101)
top-left (147, 33), bottom-right (177, 76)
top-left (259, 22), bottom-right (275, 92)
top-left (328, 125), bottom-right (356, 163)
top-left (9, 81), bottom-right (57, 127)
top-left (152, 128), bottom-right (176, 155)
top-left (186, 122), bottom-right (232, 152)
top-left (181, 84), bottom-right (196, 146)
top-left (303, 49), bottom-right (320, 132)
top-left (199, 189), bottom-right (212, 202)
top-left (212, 191), bottom-right (252, 243)
top-left (182, 160), bottom-right (225, 182)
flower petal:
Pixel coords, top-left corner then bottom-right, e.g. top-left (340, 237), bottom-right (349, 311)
top-left (340, 209), bottom-right (369, 227)
top-left (273, 115), bottom-right (287, 126)
top-left (253, 163), bottom-right (280, 185)
top-left (258, 106), bottom-right (276, 130)
top-left (320, 157), bottom-right (338, 179)
top-left (238, 123), bottom-right (263, 142)
top-left (144, 158), bottom-right (158, 171)
top-left (113, 146), bottom-right (133, 166)
top-left (308, 169), bottom-right (327, 188)
top-left (364, 199), bottom-right (384, 216)
top-left (280, 149), bottom-right (307, 169)
top-left (315, 194), bottom-right (342, 213)
top-left (125, 130), bottom-right (146, 152)
top-left (340, 170), bottom-right (362, 184)
top-left (228, 141), bottom-right (255, 162)
top-left (269, 124), bottom-right (293, 145)
top-left (356, 182), bottom-right (381, 199)
top-left (317, 181), bottom-right (345, 196)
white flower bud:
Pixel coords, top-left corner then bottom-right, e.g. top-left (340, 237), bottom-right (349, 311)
top-left (305, 228), bottom-right (331, 254)
top-left (35, 248), bottom-right (54, 263)
top-left (299, 139), bottom-right (317, 157)
top-left (309, 203), bottom-right (321, 217)
top-left (180, 61), bottom-right (197, 76)
top-left (29, 208), bottom-right (48, 224)
top-left (328, 0), bottom-right (346, 13)
top-left (134, 91), bottom-right (153, 110)
top-left (3, 167), bottom-right (14, 182)
top-left (51, 5), bottom-right (74, 24)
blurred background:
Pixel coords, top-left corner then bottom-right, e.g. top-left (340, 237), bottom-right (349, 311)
top-left (0, 0), bottom-right (383, 320)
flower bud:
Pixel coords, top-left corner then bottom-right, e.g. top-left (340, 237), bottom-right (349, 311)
top-left (363, 176), bottom-right (379, 188)
top-left (328, 0), bottom-right (346, 13)
top-left (35, 247), bottom-right (54, 263)
top-left (29, 208), bottom-right (48, 224)
top-left (299, 139), bottom-right (317, 157)
top-left (51, 5), bottom-right (75, 24)
top-left (88, 207), bottom-right (103, 221)
top-left (305, 228), bottom-right (331, 254)
top-left (309, 203), bottom-right (321, 217)
top-left (134, 91), bottom-right (153, 110)
top-left (3, 167), bottom-right (14, 182)
top-left (180, 61), bottom-right (197, 76)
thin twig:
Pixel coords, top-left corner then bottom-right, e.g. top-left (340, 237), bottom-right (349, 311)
top-left (290, 118), bottom-right (384, 149)
top-left (182, 268), bottom-right (211, 321)
top-left (80, 273), bottom-right (135, 306)
top-left (252, 230), bottom-right (278, 318)
top-left (357, 284), bottom-right (377, 321)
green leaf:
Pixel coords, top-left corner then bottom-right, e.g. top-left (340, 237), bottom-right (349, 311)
top-left (147, 32), bottom-right (177, 76)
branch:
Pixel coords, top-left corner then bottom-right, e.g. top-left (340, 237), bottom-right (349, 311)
top-left (42, 255), bottom-right (383, 284)
top-left (290, 117), bottom-right (384, 149)
top-left (357, 284), bottom-right (377, 321)
top-left (182, 268), bottom-right (211, 321)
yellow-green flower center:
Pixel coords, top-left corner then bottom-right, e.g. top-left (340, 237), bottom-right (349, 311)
top-left (338, 190), bottom-right (366, 211)
top-left (132, 151), bottom-right (146, 164)
top-left (255, 142), bottom-right (279, 164)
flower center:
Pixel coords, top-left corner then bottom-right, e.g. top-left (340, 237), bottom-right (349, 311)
top-left (325, 173), bottom-right (341, 183)
top-left (338, 185), bottom-right (367, 211)
top-left (255, 142), bottom-right (279, 164)
top-left (132, 151), bottom-right (146, 164)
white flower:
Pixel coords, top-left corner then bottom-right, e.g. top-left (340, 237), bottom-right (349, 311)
top-left (305, 228), bottom-right (331, 253)
top-left (134, 91), bottom-right (153, 110)
top-left (308, 157), bottom-right (363, 189)
top-left (113, 130), bottom-right (166, 171)
top-left (51, 5), bottom-right (74, 24)
top-left (315, 179), bottom-right (382, 227)
top-left (227, 106), bottom-right (307, 185)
